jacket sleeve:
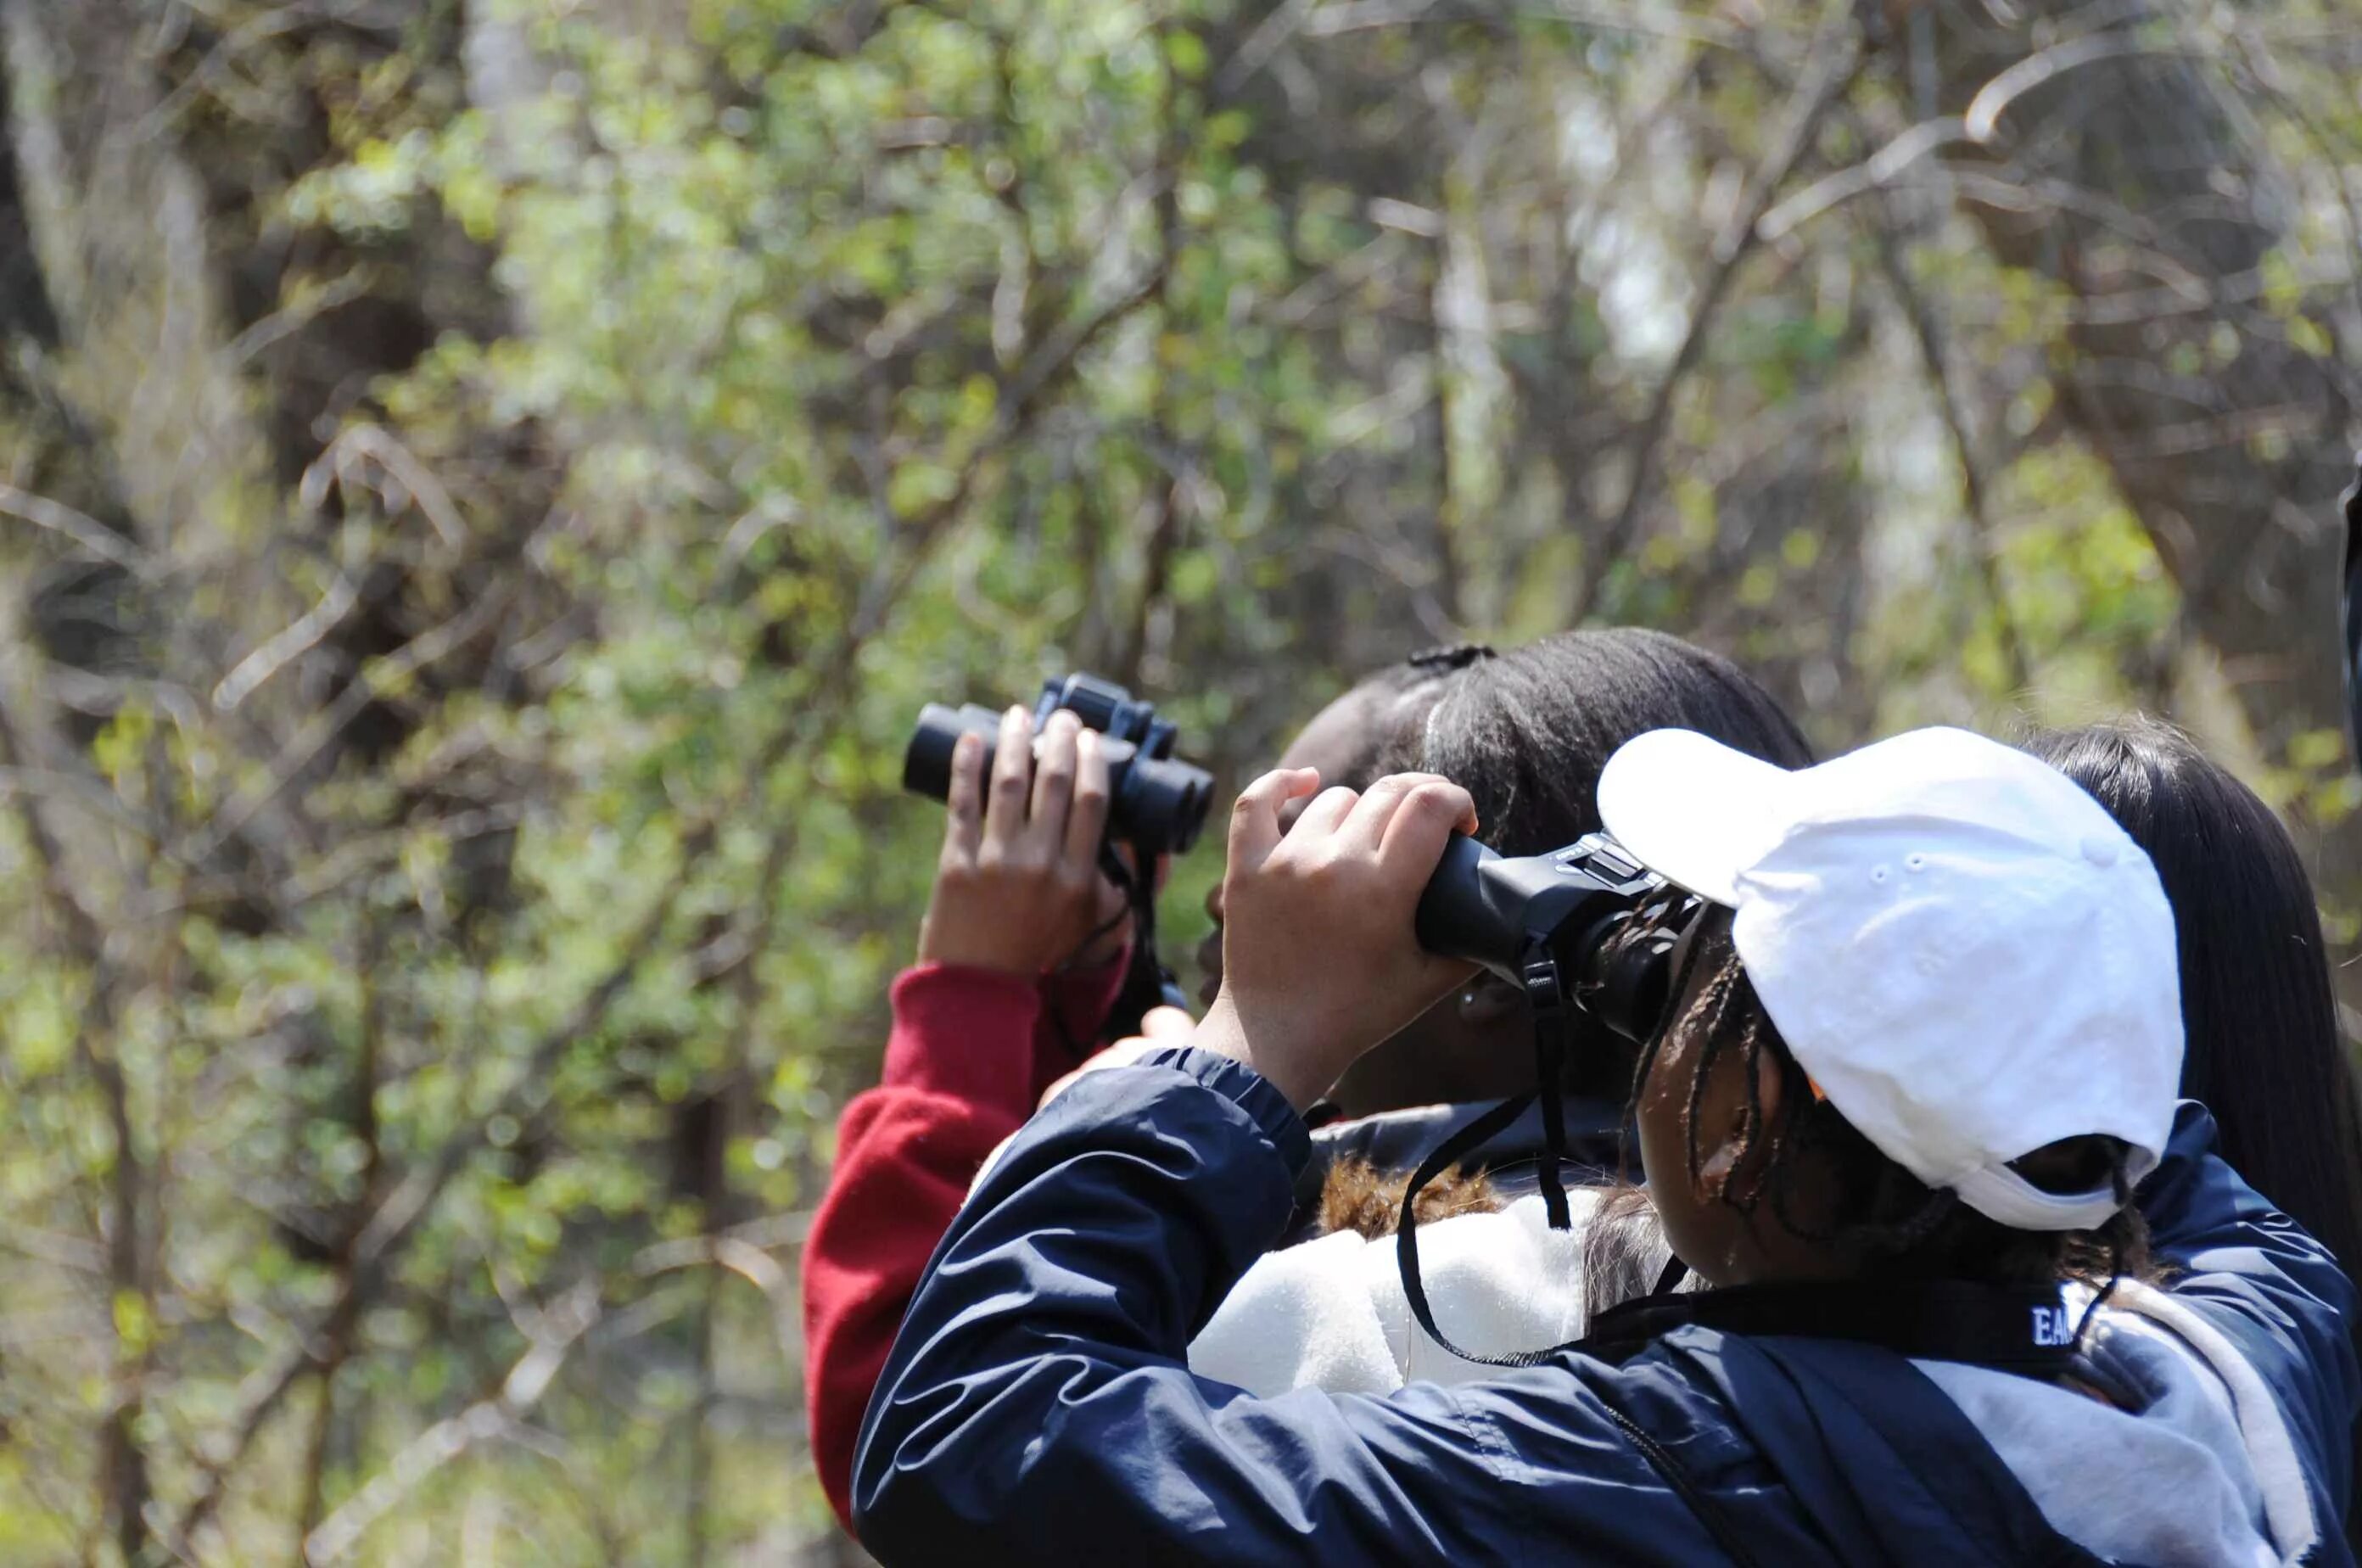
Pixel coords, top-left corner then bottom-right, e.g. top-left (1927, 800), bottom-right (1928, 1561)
top-left (2139, 1100), bottom-right (2359, 1520)
top-left (850, 1048), bottom-right (1542, 1565)
top-left (801, 965), bottom-right (1049, 1529)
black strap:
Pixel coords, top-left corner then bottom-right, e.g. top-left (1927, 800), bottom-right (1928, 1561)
top-left (1587, 1279), bottom-right (2080, 1377)
top-left (1395, 938), bottom-right (1582, 1368)
top-left (1524, 949), bottom-right (1574, 1230)
top-left (1395, 1088), bottom-right (1557, 1368)
top-left (1094, 839), bottom-right (1186, 1044)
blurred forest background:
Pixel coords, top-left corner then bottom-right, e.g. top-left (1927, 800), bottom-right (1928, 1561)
top-left (3, 0), bottom-right (2360, 1561)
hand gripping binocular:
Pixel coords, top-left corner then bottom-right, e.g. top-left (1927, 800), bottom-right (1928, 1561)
top-left (903, 674), bottom-right (1214, 856)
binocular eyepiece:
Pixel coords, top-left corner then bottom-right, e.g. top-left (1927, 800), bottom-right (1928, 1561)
top-left (1415, 832), bottom-right (1698, 1046)
top-left (904, 674), bottom-right (1216, 855)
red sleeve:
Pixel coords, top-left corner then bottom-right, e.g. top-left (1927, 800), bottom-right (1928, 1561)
top-left (802, 964), bottom-right (1046, 1532)
top-left (803, 955), bottom-right (1139, 1532)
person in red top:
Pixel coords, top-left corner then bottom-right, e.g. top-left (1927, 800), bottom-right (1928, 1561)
top-left (801, 703), bottom-right (1135, 1526)
top-left (800, 664), bottom-right (1452, 1527)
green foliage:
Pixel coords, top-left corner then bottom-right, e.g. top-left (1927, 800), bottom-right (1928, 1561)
top-left (4, 0), bottom-right (2360, 1561)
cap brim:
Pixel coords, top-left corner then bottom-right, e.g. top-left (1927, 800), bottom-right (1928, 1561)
top-left (1597, 730), bottom-right (1796, 906)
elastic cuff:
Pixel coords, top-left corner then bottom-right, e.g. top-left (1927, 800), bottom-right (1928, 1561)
top-left (1140, 1046), bottom-right (1313, 1176)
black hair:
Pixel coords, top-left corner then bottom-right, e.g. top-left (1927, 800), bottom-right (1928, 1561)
top-left (1382, 628), bottom-right (1816, 856)
top-left (1319, 643), bottom-right (1499, 792)
top-left (1628, 908), bottom-right (2153, 1289)
top-left (2023, 721), bottom-right (2362, 1280)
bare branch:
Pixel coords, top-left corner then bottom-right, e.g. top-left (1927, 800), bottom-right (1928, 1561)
top-left (181, 585), bottom-right (509, 865)
top-left (301, 1281), bottom-right (601, 1565)
top-left (1758, 117), bottom-right (1967, 244)
top-left (1964, 31), bottom-right (2191, 146)
top-left (299, 424), bottom-right (467, 553)
top-left (210, 570), bottom-right (359, 713)
top-left (0, 480), bottom-right (152, 576)
top-left (1863, 201), bottom-right (2032, 696)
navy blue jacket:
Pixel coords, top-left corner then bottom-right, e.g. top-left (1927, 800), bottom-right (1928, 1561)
top-left (854, 1049), bottom-right (2359, 1564)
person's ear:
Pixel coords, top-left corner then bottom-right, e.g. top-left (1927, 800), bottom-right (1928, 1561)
top-left (1696, 1038), bottom-right (1788, 1195)
top-left (1453, 972), bottom-right (1526, 1028)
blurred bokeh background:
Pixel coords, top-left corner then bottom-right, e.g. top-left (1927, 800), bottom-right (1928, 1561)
top-left (3, 0), bottom-right (2359, 1560)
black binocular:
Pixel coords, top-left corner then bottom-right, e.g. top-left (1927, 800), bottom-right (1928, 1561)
top-left (1415, 832), bottom-right (1697, 1044)
top-left (903, 674), bottom-right (1216, 856)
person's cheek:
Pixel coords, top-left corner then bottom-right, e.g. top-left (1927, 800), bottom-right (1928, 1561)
top-left (1632, 1036), bottom-right (1689, 1201)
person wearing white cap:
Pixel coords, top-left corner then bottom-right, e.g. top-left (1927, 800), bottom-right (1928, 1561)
top-left (1593, 722), bottom-right (2183, 1270)
top-left (852, 732), bottom-right (2359, 1568)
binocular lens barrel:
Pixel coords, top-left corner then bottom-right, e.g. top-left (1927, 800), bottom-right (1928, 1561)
top-left (1413, 832), bottom-right (1687, 1045)
top-left (904, 703), bottom-right (1213, 855)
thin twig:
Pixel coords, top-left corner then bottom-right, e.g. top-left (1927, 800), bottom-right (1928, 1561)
top-left (180, 585), bottom-right (510, 865)
top-left (1863, 202), bottom-right (2032, 696)
top-left (1758, 116), bottom-right (1967, 243)
top-left (211, 571), bottom-right (360, 714)
top-left (1965, 30), bottom-right (2180, 146)
top-left (0, 480), bottom-right (151, 576)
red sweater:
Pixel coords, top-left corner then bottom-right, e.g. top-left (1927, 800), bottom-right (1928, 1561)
top-left (803, 958), bottom-right (1128, 1531)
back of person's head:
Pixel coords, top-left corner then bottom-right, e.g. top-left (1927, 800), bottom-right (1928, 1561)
top-left (1269, 643), bottom-right (1498, 800)
top-left (1322, 629), bottom-right (1812, 1115)
top-left (2024, 720), bottom-right (2362, 1279)
top-left (1383, 628), bottom-right (1816, 854)
top-left (1596, 725), bottom-right (2184, 1292)
top-left (1204, 644), bottom-right (1497, 1000)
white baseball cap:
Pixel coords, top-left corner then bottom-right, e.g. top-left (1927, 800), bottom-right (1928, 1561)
top-left (1596, 725), bottom-right (2182, 1231)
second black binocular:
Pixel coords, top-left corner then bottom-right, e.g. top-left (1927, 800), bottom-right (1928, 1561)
top-left (903, 674), bottom-right (1216, 855)
top-left (1416, 832), bottom-right (1697, 1045)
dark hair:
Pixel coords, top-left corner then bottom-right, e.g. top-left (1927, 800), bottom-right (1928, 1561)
top-left (1382, 628), bottom-right (1816, 854)
top-left (1632, 909), bottom-right (2152, 1289)
top-left (2023, 721), bottom-right (2362, 1279)
top-left (1318, 643), bottom-right (1499, 792)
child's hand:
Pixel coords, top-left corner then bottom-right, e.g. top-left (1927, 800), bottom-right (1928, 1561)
top-left (918, 706), bottom-right (1128, 975)
top-left (1193, 768), bottom-right (1479, 1109)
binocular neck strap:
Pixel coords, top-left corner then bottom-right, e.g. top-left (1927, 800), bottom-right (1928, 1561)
top-left (1522, 945), bottom-right (1576, 1232)
top-left (1584, 1279), bottom-right (2083, 1377)
top-left (1393, 935), bottom-right (1583, 1369)
top-left (1394, 1086), bottom-right (1559, 1368)
top-left (1097, 840), bottom-right (1188, 1044)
